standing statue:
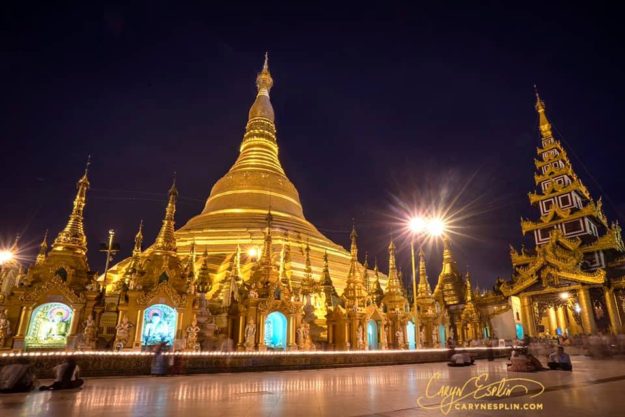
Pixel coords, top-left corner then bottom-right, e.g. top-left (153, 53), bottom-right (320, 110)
top-left (185, 315), bottom-right (201, 351)
top-left (80, 314), bottom-right (97, 349)
top-left (396, 329), bottom-right (405, 349)
top-left (244, 319), bottom-right (256, 350)
top-left (114, 315), bottom-right (134, 350)
top-left (0, 309), bottom-right (11, 347)
top-left (357, 324), bottom-right (364, 349)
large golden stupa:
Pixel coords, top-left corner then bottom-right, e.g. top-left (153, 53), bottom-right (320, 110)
top-left (109, 55), bottom-right (356, 291)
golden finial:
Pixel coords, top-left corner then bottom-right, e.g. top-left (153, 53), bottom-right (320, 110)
top-left (51, 162), bottom-right (91, 255)
top-left (35, 229), bottom-right (49, 265)
top-left (154, 179), bottom-right (178, 253)
top-left (133, 220), bottom-right (144, 256)
top-left (256, 52), bottom-right (273, 96)
top-left (533, 85), bottom-right (553, 139)
top-left (349, 219), bottom-right (358, 260)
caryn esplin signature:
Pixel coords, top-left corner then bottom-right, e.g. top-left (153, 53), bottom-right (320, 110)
top-left (416, 372), bottom-right (546, 415)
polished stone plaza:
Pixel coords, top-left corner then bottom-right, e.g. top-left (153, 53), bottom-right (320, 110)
top-left (1, 357), bottom-right (624, 417)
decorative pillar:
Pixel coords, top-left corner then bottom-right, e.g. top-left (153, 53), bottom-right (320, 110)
top-left (547, 307), bottom-right (557, 335)
top-left (578, 287), bottom-right (596, 334)
top-left (237, 315), bottom-right (246, 351)
top-left (520, 296), bottom-right (535, 337)
top-left (566, 307), bottom-right (580, 336)
top-left (257, 311), bottom-right (267, 351)
top-left (556, 306), bottom-right (568, 335)
top-left (15, 305), bottom-right (33, 337)
top-left (604, 288), bottom-right (622, 335)
top-left (287, 313), bottom-right (296, 350)
top-left (133, 309), bottom-right (144, 348)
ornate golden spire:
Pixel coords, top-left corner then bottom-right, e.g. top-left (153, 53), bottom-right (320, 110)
top-left (35, 229), bottom-right (48, 265)
top-left (320, 250), bottom-right (333, 286)
top-left (260, 210), bottom-right (274, 263)
top-left (417, 248), bottom-right (432, 297)
top-left (435, 236), bottom-right (464, 305)
top-left (534, 86), bottom-right (553, 140)
top-left (350, 220), bottom-right (358, 261)
top-left (383, 239), bottom-right (406, 310)
top-left (196, 249), bottom-right (211, 293)
top-left (465, 271), bottom-right (474, 302)
top-left (154, 176), bottom-right (178, 253)
top-left (52, 157), bottom-right (90, 255)
top-left (301, 238), bottom-right (314, 295)
top-left (133, 220), bottom-right (144, 256)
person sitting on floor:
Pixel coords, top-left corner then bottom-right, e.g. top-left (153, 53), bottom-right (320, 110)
top-left (0, 358), bottom-right (37, 393)
top-left (447, 352), bottom-right (474, 367)
top-left (508, 349), bottom-right (546, 372)
top-left (39, 357), bottom-right (84, 390)
top-left (547, 346), bottom-right (572, 371)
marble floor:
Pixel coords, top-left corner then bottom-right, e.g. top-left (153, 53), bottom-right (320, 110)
top-left (1, 357), bottom-right (624, 417)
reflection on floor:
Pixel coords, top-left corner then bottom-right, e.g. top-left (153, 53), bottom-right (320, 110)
top-left (1, 357), bottom-right (624, 417)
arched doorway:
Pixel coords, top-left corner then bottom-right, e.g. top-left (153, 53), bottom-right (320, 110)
top-left (406, 321), bottom-right (416, 350)
top-left (142, 304), bottom-right (178, 348)
top-left (367, 320), bottom-right (378, 350)
top-left (265, 311), bottom-right (287, 349)
top-left (25, 302), bottom-right (73, 349)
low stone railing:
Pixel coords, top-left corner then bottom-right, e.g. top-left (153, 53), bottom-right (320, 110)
top-left (0, 347), bottom-right (511, 378)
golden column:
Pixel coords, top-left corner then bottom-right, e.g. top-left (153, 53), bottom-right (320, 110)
top-left (520, 296), bottom-right (535, 336)
top-left (547, 307), bottom-right (557, 335)
top-left (556, 306), bottom-right (568, 335)
top-left (604, 288), bottom-right (622, 335)
top-left (577, 287), bottom-right (596, 334)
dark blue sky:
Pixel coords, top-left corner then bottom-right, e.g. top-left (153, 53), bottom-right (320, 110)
top-left (2, 1), bottom-right (625, 289)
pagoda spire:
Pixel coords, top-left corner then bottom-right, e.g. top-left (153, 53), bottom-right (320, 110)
top-left (417, 249), bottom-right (432, 297)
top-left (133, 220), bottom-right (144, 256)
top-left (350, 220), bottom-right (358, 261)
top-left (465, 271), bottom-right (474, 302)
top-left (301, 238), bottom-right (314, 295)
top-left (35, 230), bottom-right (49, 265)
top-left (382, 239), bottom-right (407, 310)
top-left (260, 210), bottom-right (274, 264)
top-left (154, 176), bottom-right (178, 253)
top-left (434, 236), bottom-right (465, 305)
top-left (196, 249), bottom-right (211, 294)
top-left (228, 53), bottom-right (283, 176)
top-left (52, 157), bottom-right (90, 255)
top-left (534, 86), bottom-right (553, 140)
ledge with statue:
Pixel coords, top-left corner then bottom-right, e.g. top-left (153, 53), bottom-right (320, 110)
top-left (0, 346), bottom-right (512, 378)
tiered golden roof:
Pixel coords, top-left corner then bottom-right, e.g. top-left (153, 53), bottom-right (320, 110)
top-left (156, 55), bottom-right (368, 292)
top-left (381, 240), bottom-right (407, 311)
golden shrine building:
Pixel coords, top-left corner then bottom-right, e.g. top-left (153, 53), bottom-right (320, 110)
top-left (1, 57), bottom-right (624, 353)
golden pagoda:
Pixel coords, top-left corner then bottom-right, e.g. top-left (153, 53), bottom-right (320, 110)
top-left (167, 54), bottom-right (357, 291)
top-left (497, 89), bottom-right (625, 337)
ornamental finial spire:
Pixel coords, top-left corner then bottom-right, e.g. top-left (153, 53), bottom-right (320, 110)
top-left (350, 219), bottom-right (358, 260)
top-left (35, 229), bottom-right (49, 265)
top-left (154, 177), bottom-right (178, 253)
top-left (52, 161), bottom-right (91, 255)
top-left (534, 85), bottom-right (553, 139)
top-left (256, 52), bottom-right (273, 97)
top-left (133, 220), bottom-right (144, 256)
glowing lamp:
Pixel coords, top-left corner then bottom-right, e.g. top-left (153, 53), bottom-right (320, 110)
top-left (559, 292), bottom-right (570, 300)
top-left (574, 303), bottom-right (581, 313)
top-left (426, 218), bottom-right (446, 237)
top-left (0, 250), bottom-right (14, 265)
top-left (408, 217), bottom-right (427, 234)
top-left (248, 247), bottom-right (258, 258)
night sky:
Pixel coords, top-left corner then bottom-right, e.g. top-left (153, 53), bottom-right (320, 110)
top-left (2, 2), bottom-right (625, 290)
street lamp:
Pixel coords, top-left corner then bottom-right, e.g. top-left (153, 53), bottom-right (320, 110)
top-left (0, 250), bottom-right (14, 266)
top-left (407, 215), bottom-right (446, 349)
